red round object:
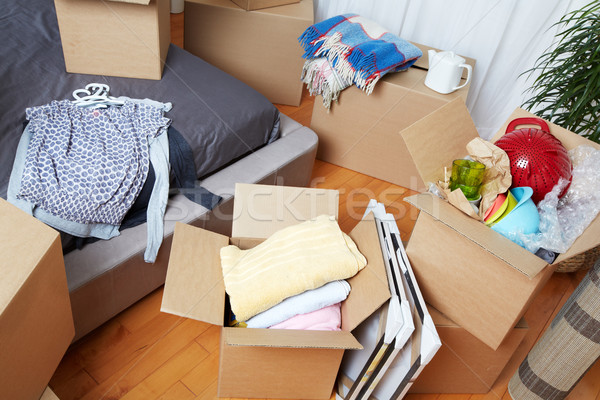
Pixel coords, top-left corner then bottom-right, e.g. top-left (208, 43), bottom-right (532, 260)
top-left (495, 117), bottom-right (572, 204)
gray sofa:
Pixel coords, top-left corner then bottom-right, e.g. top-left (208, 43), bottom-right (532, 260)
top-left (1, 0), bottom-right (320, 341)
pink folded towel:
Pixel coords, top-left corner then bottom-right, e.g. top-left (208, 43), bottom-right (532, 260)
top-left (269, 303), bottom-right (342, 331)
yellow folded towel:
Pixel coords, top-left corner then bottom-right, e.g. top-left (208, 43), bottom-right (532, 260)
top-left (220, 215), bottom-right (367, 322)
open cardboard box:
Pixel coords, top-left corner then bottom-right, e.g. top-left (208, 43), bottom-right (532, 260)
top-left (54, 0), bottom-right (170, 80)
top-left (409, 306), bottom-right (528, 394)
top-left (401, 99), bottom-right (600, 350)
top-left (161, 184), bottom-right (391, 399)
top-left (310, 42), bottom-right (476, 191)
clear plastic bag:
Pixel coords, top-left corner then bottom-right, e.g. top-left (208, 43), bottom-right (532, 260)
top-left (518, 146), bottom-right (600, 254)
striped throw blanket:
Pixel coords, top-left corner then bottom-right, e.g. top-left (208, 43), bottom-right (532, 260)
top-left (299, 14), bottom-right (422, 109)
top-left (220, 215), bottom-right (366, 322)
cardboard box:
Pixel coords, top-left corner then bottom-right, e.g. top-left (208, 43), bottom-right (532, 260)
top-left (0, 199), bottom-right (75, 400)
top-left (184, 0), bottom-right (314, 106)
top-left (40, 387), bottom-right (60, 400)
top-left (401, 100), bottom-right (600, 350)
top-left (338, 306), bottom-right (527, 396)
top-left (310, 43), bottom-right (476, 192)
top-left (231, 0), bottom-right (300, 10)
top-left (161, 184), bottom-right (391, 399)
top-left (54, 0), bottom-right (170, 80)
top-left (409, 306), bottom-right (528, 394)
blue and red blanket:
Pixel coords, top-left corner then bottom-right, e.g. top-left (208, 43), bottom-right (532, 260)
top-left (299, 14), bottom-right (422, 109)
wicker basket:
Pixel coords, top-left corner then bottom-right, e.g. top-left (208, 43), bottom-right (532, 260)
top-left (554, 245), bottom-right (600, 273)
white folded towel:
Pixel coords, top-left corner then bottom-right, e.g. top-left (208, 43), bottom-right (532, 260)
top-left (246, 280), bottom-right (351, 329)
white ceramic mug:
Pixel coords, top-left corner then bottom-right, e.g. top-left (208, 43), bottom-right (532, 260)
top-left (425, 50), bottom-right (472, 95)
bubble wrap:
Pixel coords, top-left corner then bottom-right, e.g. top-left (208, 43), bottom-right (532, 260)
top-left (519, 146), bottom-right (600, 254)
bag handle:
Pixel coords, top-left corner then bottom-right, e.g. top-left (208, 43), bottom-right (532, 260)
top-left (506, 117), bottom-right (550, 134)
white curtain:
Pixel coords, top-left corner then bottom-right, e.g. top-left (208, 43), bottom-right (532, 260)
top-left (313, 0), bottom-right (587, 139)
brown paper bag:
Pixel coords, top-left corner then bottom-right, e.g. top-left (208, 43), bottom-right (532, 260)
top-left (434, 138), bottom-right (512, 220)
top-left (466, 138), bottom-right (512, 216)
top-left (434, 176), bottom-right (480, 220)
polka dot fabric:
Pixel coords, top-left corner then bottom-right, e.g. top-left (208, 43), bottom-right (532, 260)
top-left (17, 100), bottom-right (171, 225)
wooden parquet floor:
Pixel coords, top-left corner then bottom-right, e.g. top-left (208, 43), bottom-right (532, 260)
top-left (48, 11), bottom-right (600, 400)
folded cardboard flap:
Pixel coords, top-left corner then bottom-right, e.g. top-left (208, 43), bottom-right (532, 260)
top-left (40, 387), bottom-right (60, 400)
top-left (191, 0), bottom-right (307, 13)
top-left (404, 193), bottom-right (547, 278)
top-left (230, 0), bottom-right (301, 11)
top-left (342, 213), bottom-right (391, 332)
top-left (107, 0), bottom-right (151, 4)
top-left (161, 223), bottom-right (228, 326)
top-left (515, 317), bottom-right (528, 329)
top-left (428, 305), bottom-right (528, 330)
top-left (401, 98), bottom-right (479, 185)
top-left (426, 304), bottom-right (454, 327)
top-left (251, 0), bottom-right (312, 17)
top-left (232, 183), bottom-right (339, 239)
top-left (223, 326), bottom-right (362, 349)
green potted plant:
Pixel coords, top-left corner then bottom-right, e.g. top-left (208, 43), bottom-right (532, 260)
top-left (522, 1), bottom-right (600, 143)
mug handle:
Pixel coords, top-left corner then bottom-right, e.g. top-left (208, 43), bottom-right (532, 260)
top-left (453, 64), bottom-right (472, 91)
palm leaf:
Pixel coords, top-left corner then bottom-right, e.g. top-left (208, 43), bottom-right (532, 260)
top-left (521, 1), bottom-right (600, 143)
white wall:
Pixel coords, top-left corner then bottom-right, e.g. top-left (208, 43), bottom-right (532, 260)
top-left (313, 0), bottom-right (586, 139)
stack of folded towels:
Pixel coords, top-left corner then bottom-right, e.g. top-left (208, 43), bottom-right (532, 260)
top-left (220, 215), bottom-right (367, 331)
